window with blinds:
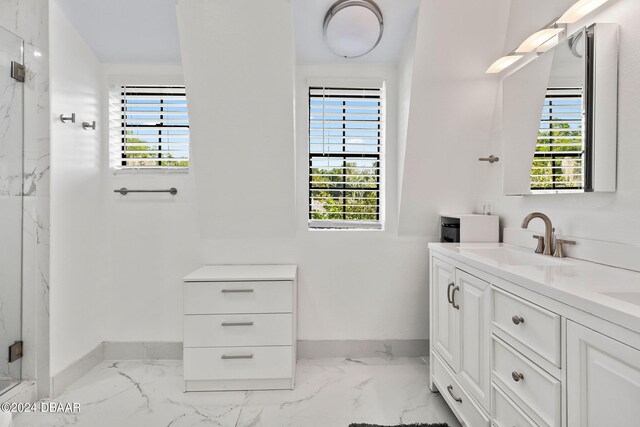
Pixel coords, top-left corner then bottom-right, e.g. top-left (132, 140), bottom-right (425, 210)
top-left (531, 87), bottom-right (584, 191)
top-left (308, 86), bottom-right (383, 229)
top-left (112, 85), bottom-right (189, 170)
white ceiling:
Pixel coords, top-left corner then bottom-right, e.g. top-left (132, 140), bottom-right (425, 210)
top-left (55, 0), bottom-right (182, 63)
top-left (55, 0), bottom-right (419, 64)
top-left (293, 0), bottom-right (420, 64)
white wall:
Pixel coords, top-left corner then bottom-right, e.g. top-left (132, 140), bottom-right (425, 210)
top-left (92, 0), bottom-right (514, 345)
top-left (177, 0), bottom-right (296, 240)
top-left (175, 0), bottom-right (433, 341)
top-left (50, 5), bottom-right (202, 364)
top-left (198, 112), bottom-right (431, 342)
top-left (396, 16), bottom-right (418, 211)
top-left (49, 1), bottom-right (107, 375)
top-left (397, 0), bottom-right (511, 238)
top-left (97, 64), bottom-right (203, 343)
top-left (50, 0), bottom-right (640, 366)
top-left (481, 0), bottom-right (640, 245)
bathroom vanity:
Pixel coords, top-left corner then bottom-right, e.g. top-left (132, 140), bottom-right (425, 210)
top-left (429, 243), bottom-right (640, 426)
top-left (183, 265), bottom-right (297, 391)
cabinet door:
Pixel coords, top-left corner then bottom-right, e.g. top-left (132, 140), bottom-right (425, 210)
top-left (567, 321), bottom-right (640, 427)
top-left (457, 270), bottom-right (491, 411)
top-left (431, 257), bottom-right (460, 371)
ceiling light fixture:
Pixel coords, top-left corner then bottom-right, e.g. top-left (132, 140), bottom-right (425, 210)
top-left (323, 0), bottom-right (384, 58)
top-left (486, 0), bottom-right (608, 73)
top-left (537, 35), bottom-right (561, 53)
top-left (515, 28), bottom-right (565, 53)
top-left (486, 55), bottom-right (524, 74)
top-left (557, 0), bottom-right (611, 24)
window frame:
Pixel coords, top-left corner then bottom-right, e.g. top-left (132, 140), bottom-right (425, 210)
top-left (531, 87), bottom-right (585, 192)
top-left (307, 84), bottom-right (385, 231)
top-left (109, 80), bottom-right (190, 173)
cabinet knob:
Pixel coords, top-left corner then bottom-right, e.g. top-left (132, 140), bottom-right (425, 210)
top-left (512, 315), bottom-right (524, 325)
top-left (511, 371), bottom-right (524, 382)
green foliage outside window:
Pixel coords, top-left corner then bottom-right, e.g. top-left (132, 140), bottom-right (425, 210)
top-left (123, 133), bottom-right (188, 167)
top-left (531, 122), bottom-right (582, 190)
top-left (310, 162), bottom-right (378, 221)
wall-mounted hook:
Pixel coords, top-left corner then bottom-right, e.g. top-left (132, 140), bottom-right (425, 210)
top-left (82, 121), bottom-right (96, 130)
top-left (60, 113), bottom-right (75, 123)
top-left (479, 155), bottom-right (500, 164)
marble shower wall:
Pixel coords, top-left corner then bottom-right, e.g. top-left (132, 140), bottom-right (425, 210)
top-left (0, 0), bottom-right (50, 398)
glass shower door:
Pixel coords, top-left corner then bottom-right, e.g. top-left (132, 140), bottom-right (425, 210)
top-left (0, 25), bottom-right (24, 395)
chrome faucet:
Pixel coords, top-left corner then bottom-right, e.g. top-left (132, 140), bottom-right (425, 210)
top-left (521, 212), bottom-right (554, 256)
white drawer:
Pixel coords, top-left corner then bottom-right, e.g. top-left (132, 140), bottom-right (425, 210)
top-left (492, 287), bottom-right (561, 367)
top-left (184, 281), bottom-right (293, 314)
top-left (492, 337), bottom-right (561, 427)
top-left (492, 383), bottom-right (537, 427)
top-left (184, 313), bottom-right (293, 347)
top-left (433, 353), bottom-right (490, 427)
top-left (184, 346), bottom-right (293, 381)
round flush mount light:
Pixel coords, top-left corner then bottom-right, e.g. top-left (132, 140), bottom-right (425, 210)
top-left (323, 0), bottom-right (384, 59)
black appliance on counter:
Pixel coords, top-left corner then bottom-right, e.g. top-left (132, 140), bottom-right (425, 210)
top-left (441, 219), bottom-right (461, 243)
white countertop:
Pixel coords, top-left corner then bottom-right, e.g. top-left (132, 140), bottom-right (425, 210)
top-left (429, 243), bottom-right (640, 334)
top-left (184, 264), bottom-right (297, 282)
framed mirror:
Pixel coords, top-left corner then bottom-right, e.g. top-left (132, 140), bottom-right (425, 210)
top-left (503, 24), bottom-right (619, 196)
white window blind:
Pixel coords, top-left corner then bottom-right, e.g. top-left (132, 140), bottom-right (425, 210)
top-left (111, 85), bottom-right (189, 170)
top-left (308, 86), bottom-right (383, 229)
top-left (531, 87), bottom-right (584, 191)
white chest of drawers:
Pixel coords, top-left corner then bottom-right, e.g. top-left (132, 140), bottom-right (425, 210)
top-left (183, 264), bottom-right (297, 392)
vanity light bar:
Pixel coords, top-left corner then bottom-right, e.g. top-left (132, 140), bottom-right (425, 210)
top-left (557, 0), bottom-right (611, 24)
top-left (515, 28), bottom-right (565, 53)
top-left (486, 55), bottom-right (524, 74)
top-left (536, 35), bottom-right (561, 53)
top-left (486, 0), bottom-right (610, 73)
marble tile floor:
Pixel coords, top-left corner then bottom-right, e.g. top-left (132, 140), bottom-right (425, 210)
top-left (14, 357), bottom-right (460, 427)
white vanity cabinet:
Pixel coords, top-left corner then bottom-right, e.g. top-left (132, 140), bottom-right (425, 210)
top-left (183, 265), bottom-right (297, 392)
top-left (430, 255), bottom-right (491, 425)
top-left (429, 247), bottom-right (640, 427)
top-left (566, 321), bottom-right (640, 427)
top-left (432, 257), bottom-right (459, 371)
top-left (457, 270), bottom-right (491, 410)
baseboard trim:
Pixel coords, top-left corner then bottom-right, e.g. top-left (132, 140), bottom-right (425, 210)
top-left (296, 339), bottom-right (429, 359)
top-left (51, 343), bottom-right (104, 398)
top-left (102, 340), bottom-right (429, 361)
top-left (51, 341), bottom-right (183, 397)
top-left (51, 339), bottom-right (428, 397)
top-left (104, 342), bottom-right (182, 360)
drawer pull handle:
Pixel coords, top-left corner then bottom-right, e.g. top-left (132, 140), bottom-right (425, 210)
top-left (511, 315), bottom-right (524, 325)
top-left (511, 371), bottom-right (524, 382)
top-left (221, 322), bottom-right (254, 327)
top-left (451, 286), bottom-right (460, 310)
top-left (447, 282), bottom-right (454, 304)
top-left (221, 354), bottom-right (254, 360)
top-left (221, 289), bottom-right (254, 293)
top-left (446, 385), bottom-right (462, 403)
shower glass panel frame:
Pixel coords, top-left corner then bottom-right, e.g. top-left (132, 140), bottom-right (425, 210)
top-left (0, 24), bottom-right (24, 396)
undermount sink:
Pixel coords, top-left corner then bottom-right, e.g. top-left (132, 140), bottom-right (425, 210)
top-left (600, 292), bottom-right (640, 307)
top-left (460, 246), bottom-right (567, 267)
